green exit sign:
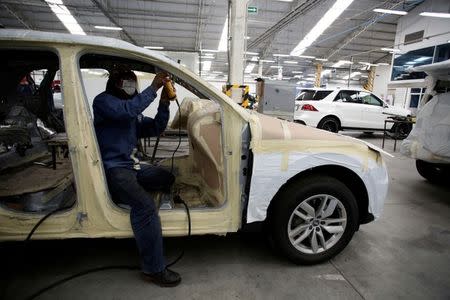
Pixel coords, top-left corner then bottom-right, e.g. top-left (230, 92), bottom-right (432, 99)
top-left (248, 6), bottom-right (258, 14)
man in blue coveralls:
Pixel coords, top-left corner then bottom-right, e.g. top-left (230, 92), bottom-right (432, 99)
top-left (93, 67), bottom-right (181, 287)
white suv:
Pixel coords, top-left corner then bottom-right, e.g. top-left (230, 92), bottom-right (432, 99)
top-left (294, 88), bottom-right (411, 133)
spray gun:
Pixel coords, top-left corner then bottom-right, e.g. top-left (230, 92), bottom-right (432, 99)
top-left (163, 79), bottom-right (177, 101)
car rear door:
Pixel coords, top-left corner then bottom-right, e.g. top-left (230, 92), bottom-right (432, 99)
top-left (332, 90), bottom-right (364, 128)
top-left (360, 92), bottom-right (385, 129)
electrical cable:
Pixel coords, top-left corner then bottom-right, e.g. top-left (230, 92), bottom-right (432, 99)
top-left (19, 92), bottom-right (191, 300)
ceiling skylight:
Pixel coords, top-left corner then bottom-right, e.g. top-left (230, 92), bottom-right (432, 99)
top-left (45, 0), bottom-right (85, 35)
top-left (290, 0), bottom-right (354, 56)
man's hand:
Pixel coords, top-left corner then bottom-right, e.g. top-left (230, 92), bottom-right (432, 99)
top-left (151, 72), bottom-right (170, 91)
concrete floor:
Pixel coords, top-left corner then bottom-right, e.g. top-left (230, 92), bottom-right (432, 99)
top-left (1, 134), bottom-right (450, 300)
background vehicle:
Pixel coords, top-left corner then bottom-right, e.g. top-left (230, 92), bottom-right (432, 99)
top-left (0, 30), bottom-right (388, 264)
top-left (294, 88), bottom-right (412, 134)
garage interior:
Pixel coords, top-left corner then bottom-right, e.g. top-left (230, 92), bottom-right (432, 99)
top-left (0, 0), bottom-right (449, 299)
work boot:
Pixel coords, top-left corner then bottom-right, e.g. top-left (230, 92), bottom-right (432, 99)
top-left (142, 268), bottom-right (181, 287)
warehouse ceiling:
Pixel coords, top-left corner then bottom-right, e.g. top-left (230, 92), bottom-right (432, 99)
top-left (0, 0), bottom-right (423, 82)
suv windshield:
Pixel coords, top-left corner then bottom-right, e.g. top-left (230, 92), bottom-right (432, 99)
top-left (296, 90), bottom-right (332, 101)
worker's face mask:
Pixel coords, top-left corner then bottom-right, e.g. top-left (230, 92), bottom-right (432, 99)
top-left (120, 79), bottom-right (137, 96)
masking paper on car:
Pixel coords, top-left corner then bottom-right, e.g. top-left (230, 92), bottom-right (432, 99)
top-left (401, 92), bottom-right (450, 163)
top-left (246, 152), bottom-right (388, 223)
top-left (246, 112), bottom-right (388, 223)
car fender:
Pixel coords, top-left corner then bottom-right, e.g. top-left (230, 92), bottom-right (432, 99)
top-left (246, 151), bottom-right (387, 224)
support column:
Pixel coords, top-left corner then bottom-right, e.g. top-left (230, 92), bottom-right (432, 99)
top-left (229, 0), bottom-right (249, 85)
top-left (363, 66), bottom-right (376, 91)
top-left (314, 63), bottom-right (322, 87)
top-left (258, 60), bottom-right (263, 77)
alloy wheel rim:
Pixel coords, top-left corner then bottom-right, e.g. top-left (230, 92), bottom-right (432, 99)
top-left (287, 194), bottom-right (347, 254)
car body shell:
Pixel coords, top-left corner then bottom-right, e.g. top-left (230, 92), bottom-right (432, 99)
top-left (0, 30), bottom-right (388, 241)
top-left (294, 88), bottom-right (411, 130)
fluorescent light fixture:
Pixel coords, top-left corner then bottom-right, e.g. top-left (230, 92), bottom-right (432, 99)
top-left (414, 57), bottom-right (432, 62)
top-left (343, 71), bottom-right (361, 79)
top-left (419, 12), bottom-right (450, 18)
top-left (292, 71), bottom-right (303, 74)
top-left (322, 69), bottom-right (331, 76)
top-left (245, 63), bottom-right (256, 73)
top-left (144, 46), bottom-right (164, 50)
top-left (270, 66), bottom-right (280, 68)
top-left (260, 59), bottom-right (275, 63)
top-left (251, 56), bottom-right (259, 61)
top-left (359, 61), bottom-right (378, 66)
top-left (315, 58), bottom-right (328, 61)
top-left (212, 71), bottom-right (223, 74)
top-left (95, 25), bottom-right (123, 31)
top-left (294, 75), bottom-right (303, 78)
top-left (273, 54), bottom-right (290, 57)
top-left (245, 36), bottom-right (251, 40)
top-left (245, 51), bottom-right (259, 55)
top-left (290, 0), bottom-right (354, 56)
top-left (283, 77), bottom-right (292, 80)
top-left (284, 61), bottom-right (298, 64)
top-left (332, 60), bottom-right (353, 67)
top-left (45, 0), bottom-right (85, 35)
top-left (373, 8), bottom-right (407, 15)
top-left (203, 53), bottom-right (215, 57)
top-left (201, 49), bottom-right (220, 53)
top-left (218, 18), bottom-right (228, 51)
top-left (203, 60), bottom-right (212, 71)
top-left (276, 0), bottom-right (294, 2)
top-left (297, 55), bottom-right (316, 59)
top-left (377, 62), bottom-right (389, 66)
top-left (381, 47), bottom-right (400, 52)
top-left (200, 55), bottom-right (215, 59)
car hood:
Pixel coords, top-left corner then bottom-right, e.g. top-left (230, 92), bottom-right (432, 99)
top-left (248, 112), bottom-right (391, 157)
top-left (387, 105), bottom-right (411, 116)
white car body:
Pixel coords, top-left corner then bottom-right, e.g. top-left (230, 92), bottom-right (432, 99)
top-left (0, 30), bottom-right (389, 263)
top-left (294, 88), bottom-right (411, 131)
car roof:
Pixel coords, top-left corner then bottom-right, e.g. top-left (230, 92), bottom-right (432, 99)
top-left (0, 29), bottom-right (173, 68)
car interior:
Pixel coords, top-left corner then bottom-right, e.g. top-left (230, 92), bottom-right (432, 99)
top-left (0, 49), bottom-right (76, 214)
top-left (79, 54), bottom-right (226, 210)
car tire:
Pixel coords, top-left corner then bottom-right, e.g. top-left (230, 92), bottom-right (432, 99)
top-left (317, 117), bottom-right (340, 133)
top-left (416, 160), bottom-right (449, 184)
top-left (270, 175), bottom-right (359, 265)
top-left (391, 123), bottom-right (412, 139)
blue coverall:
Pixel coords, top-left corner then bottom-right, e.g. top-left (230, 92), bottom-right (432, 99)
top-left (93, 85), bottom-right (174, 274)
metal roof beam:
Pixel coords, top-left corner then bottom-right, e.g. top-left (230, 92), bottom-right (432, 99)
top-left (3, 3), bottom-right (34, 30)
top-left (248, 0), bottom-right (326, 49)
top-left (90, 0), bottom-right (136, 44)
top-left (194, 0), bottom-right (204, 51)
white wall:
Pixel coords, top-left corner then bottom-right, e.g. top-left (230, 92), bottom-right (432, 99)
top-left (161, 51), bottom-right (199, 75)
top-left (325, 80), bottom-right (362, 90)
top-left (373, 65), bottom-right (391, 100)
top-left (80, 72), bottom-right (196, 123)
top-left (395, 0), bottom-right (450, 53)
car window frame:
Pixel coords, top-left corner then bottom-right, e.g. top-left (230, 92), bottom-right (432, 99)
top-left (333, 90), bottom-right (363, 104)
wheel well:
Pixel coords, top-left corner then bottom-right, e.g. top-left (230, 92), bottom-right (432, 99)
top-left (266, 165), bottom-right (370, 225)
top-left (318, 115), bottom-right (341, 128)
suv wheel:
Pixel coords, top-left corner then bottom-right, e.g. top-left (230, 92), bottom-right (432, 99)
top-left (416, 160), bottom-right (449, 184)
top-left (318, 117), bottom-right (339, 133)
top-left (270, 175), bottom-right (358, 264)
